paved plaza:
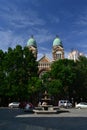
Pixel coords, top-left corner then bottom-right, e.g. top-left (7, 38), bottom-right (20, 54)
top-left (0, 108), bottom-right (87, 130)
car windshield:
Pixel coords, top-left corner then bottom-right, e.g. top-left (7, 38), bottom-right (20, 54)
top-left (80, 102), bottom-right (87, 105)
top-left (13, 102), bottom-right (19, 104)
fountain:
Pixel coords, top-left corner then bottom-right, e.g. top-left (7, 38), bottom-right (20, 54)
top-left (33, 91), bottom-right (59, 114)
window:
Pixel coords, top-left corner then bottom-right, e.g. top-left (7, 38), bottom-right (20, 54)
top-left (56, 51), bottom-right (62, 59)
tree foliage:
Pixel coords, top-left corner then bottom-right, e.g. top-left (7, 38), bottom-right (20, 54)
top-left (0, 44), bottom-right (87, 106)
top-left (73, 56), bottom-right (87, 100)
top-left (41, 57), bottom-right (87, 103)
top-left (0, 45), bottom-right (41, 106)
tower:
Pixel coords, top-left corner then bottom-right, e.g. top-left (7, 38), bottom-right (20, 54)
top-left (52, 36), bottom-right (64, 61)
top-left (27, 36), bottom-right (37, 59)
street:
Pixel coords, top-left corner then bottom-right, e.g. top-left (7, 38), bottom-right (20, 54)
top-left (0, 107), bottom-right (87, 130)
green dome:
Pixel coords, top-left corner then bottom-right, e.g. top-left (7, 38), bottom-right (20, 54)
top-left (53, 36), bottom-right (62, 46)
top-left (27, 36), bottom-right (37, 47)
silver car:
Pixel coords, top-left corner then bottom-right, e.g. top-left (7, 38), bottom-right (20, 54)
top-left (76, 102), bottom-right (87, 109)
top-left (8, 102), bottom-right (20, 108)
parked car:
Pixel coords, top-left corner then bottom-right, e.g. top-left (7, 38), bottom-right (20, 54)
top-left (58, 100), bottom-right (72, 108)
top-left (76, 102), bottom-right (87, 109)
top-left (8, 102), bottom-right (20, 108)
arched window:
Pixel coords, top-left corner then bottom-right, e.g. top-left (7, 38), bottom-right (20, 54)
top-left (56, 51), bottom-right (62, 59)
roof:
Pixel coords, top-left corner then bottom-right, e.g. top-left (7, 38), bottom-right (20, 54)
top-left (27, 36), bottom-right (37, 47)
top-left (38, 55), bottom-right (51, 63)
top-left (53, 36), bottom-right (62, 46)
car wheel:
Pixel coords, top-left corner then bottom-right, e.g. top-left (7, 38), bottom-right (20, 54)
top-left (10, 106), bottom-right (13, 108)
top-left (78, 107), bottom-right (81, 109)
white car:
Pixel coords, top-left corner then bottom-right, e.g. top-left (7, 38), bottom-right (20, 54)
top-left (8, 102), bottom-right (20, 108)
top-left (58, 100), bottom-right (72, 108)
top-left (76, 102), bottom-right (87, 109)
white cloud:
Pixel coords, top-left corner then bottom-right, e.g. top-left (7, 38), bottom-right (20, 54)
top-left (47, 14), bottom-right (60, 24)
top-left (76, 14), bottom-right (87, 26)
top-left (36, 34), bottom-right (54, 44)
top-left (0, 2), bottom-right (46, 31)
top-left (0, 30), bottom-right (25, 51)
top-left (0, 0), bottom-right (87, 58)
top-left (64, 51), bottom-right (70, 58)
top-left (30, 0), bottom-right (40, 7)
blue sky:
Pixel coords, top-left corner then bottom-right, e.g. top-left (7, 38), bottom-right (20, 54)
top-left (0, 0), bottom-right (87, 59)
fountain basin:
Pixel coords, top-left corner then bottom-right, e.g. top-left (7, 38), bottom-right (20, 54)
top-left (33, 109), bottom-right (58, 114)
top-left (33, 105), bottom-right (59, 114)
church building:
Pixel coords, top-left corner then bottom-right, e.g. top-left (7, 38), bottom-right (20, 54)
top-left (27, 35), bottom-right (64, 77)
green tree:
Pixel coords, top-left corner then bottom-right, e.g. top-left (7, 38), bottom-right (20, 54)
top-left (50, 59), bottom-right (76, 99)
top-left (73, 56), bottom-right (87, 100)
top-left (0, 50), bottom-right (6, 105)
top-left (27, 77), bottom-right (42, 104)
top-left (0, 45), bottom-right (39, 105)
top-left (41, 59), bottom-right (77, 104)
